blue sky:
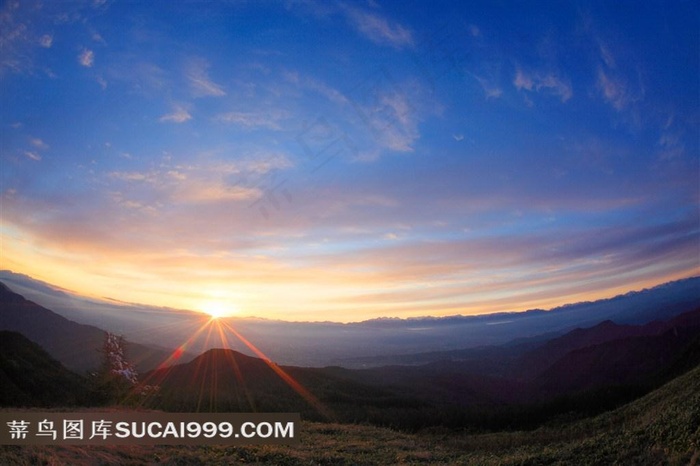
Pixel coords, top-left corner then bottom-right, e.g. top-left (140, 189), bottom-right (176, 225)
top-left (1, 0), bottom-right (698, 321)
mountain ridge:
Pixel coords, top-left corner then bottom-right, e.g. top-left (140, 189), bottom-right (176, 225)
top-left (0, 282), bottom-right (188, 373)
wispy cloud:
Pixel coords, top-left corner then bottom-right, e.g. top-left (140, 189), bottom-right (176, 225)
top-left (23, 151), bottom-right (41, 161)
top-left (214, 110), bottom-right (289, 130)
top-left (341, 4), bottom-right (413, 49)
top-left (107, 153), bottom-right (294, 209)
top-left (472, 74), bottom-right (502, 99)
top-left (593, 40), bottom-right (645, 114)
top-left (39, 34), bottom-right (52, 48)
top-left (187, 58), bottom-right (226, 97)
top-left (30, 137), bottom-right (49, 150)
top-left (284, 71), bottom-right (350, 106)
top-left (596, 67), bottom-right (627, 111)
top-left (658, 130), bottom-right (685, 160)
top-left (514, 67), bottom-right (572, 102)
top-left (78, 48), bottom-right (94, 67)
top-left (357, 89), bottom-right (420, 152)
top-left (159, 105), bottom-right (192, 123)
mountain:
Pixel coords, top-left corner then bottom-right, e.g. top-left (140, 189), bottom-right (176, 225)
top-left (518, 307), bottom-right (700, 378)
top-left (531, 309), bottom-right (700, 397)
top-left (0, 282), bottom-right (182, 373)
top-left (323, 307), bottom-right (700, 424)
top-left (137, 306), bottom-right (700, 432)
top-left (3, 270), bottom-right (699, 368)
top-left (0, 330), bottom-right (89, 407)
top-left (141, 348), bottom-right (415, 423)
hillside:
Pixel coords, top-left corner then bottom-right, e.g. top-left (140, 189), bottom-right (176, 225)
top-left (325, 307), bottom-right (700, 417)
top-left (0, 331), bottom-right (89, 407)
top-left (140, 348), bottom-right (423, 424)
top-left (2, 364), bottom-right (698, 465)
top-left (0, 282), bottom-right (178, 373)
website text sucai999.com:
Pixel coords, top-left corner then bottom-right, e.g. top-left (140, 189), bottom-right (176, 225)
top-left (1, 412), bottom-right (300, 445)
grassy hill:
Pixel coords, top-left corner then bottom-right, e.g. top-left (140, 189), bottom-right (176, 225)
top-left (3, 364), bottom-right (698, 465)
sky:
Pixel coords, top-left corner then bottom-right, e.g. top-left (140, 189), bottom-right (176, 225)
top-left (0, 0), bottom-right (698, 322)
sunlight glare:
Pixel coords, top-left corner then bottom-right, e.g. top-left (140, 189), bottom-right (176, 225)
top-left (199, 300), bottom-right (237, 319)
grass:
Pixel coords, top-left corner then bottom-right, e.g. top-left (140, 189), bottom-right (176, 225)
top-left (2, 365), bottom-right (698, 465)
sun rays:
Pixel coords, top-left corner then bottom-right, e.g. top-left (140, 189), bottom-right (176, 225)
top-left (137, 315), bottom-right (333, 420)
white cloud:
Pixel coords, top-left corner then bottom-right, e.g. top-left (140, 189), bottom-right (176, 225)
top-left (187, 58), bottom-right (226, 97)
top-left (106, 154), bottom-right (294, 207)
top-left (365, 91), bottom-right (420, 152)
top-left (513, 67), bottom-right (572, 102)
top-left (159, 106), bottom-right (192, 123)
top-left (23, 151), bottom-right (41, 161)
top-left (78, 48), bottom-right (94, 67)
top-left (342, 5), bottom-right (413, 49)
top-left (30, 137), bottom-right (48, 150)
top-left (513, 68), bottom-right (534, 91)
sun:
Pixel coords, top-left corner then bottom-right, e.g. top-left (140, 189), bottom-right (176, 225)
top-left (199, 300), bottom-right (237, 319)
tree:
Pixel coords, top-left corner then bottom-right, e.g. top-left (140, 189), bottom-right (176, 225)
top-left (91, 332), bottom-right (138, 404)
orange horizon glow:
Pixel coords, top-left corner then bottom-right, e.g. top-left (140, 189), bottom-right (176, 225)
top-left (2, 239), bottom-right (698, 324)
top-left (2, 215), bottom-right (698, 324)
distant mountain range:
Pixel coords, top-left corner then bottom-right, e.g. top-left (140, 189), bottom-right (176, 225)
top-left (1, 271), bottom-right (699, 367)
top-left (135, 305), bottom-right (699, 429)
top-left (1, 278), bottom-right (698, 432)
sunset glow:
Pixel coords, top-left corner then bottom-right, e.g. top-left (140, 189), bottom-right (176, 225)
top-left (199, 301), bottom-right (238, 320)
top-left (0, 1), bottom-right (697, 322)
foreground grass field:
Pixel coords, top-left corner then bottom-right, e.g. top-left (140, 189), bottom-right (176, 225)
top-left (2, 365), bottom-right (698, 465)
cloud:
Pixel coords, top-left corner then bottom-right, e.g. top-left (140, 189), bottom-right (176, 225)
top-left (187, 58), bottom-right (226, 97)
top-left (595, 66), bottom-right (643, 113)
top-left (348, 72), bottom-right (434, 155)
top-left (472, 74), bottom-right (502, 99)
top-left (39, 34), bottom-right (52, 48)
top-left (658, 130), bottom-right (685, 160)
top-left (598, 42), bottom-right (615, 68)
top-left (593, 39), bottom-right (645, 115)
top-left (30, 137), bottom-right (48, 150)
top-left (23, 151), bottom-right (41, 161)
top-left (107, 61), bottom-right (167, 94)
top-left (78, 48), bottom-right (94, 67)
top-left (367, 91), bottom-right (419, 152)
top-left (513, 68), bottom-right (534, 91)
top-left (159, 106), bottom-right (192, 123)
top-left (107, 153), bottom-right (294, 209)
top-left (285, 72), bottom-right (349, 106)
top-left (513, 67), bottom-right (572, 102)
top-left (214, 110), bottom-right (289, 130)
top-left (341, 4), bottom-right (413, 49)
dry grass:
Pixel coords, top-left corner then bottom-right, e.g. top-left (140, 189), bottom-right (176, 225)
top-left (2, 366), bottom-right (698, 465)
